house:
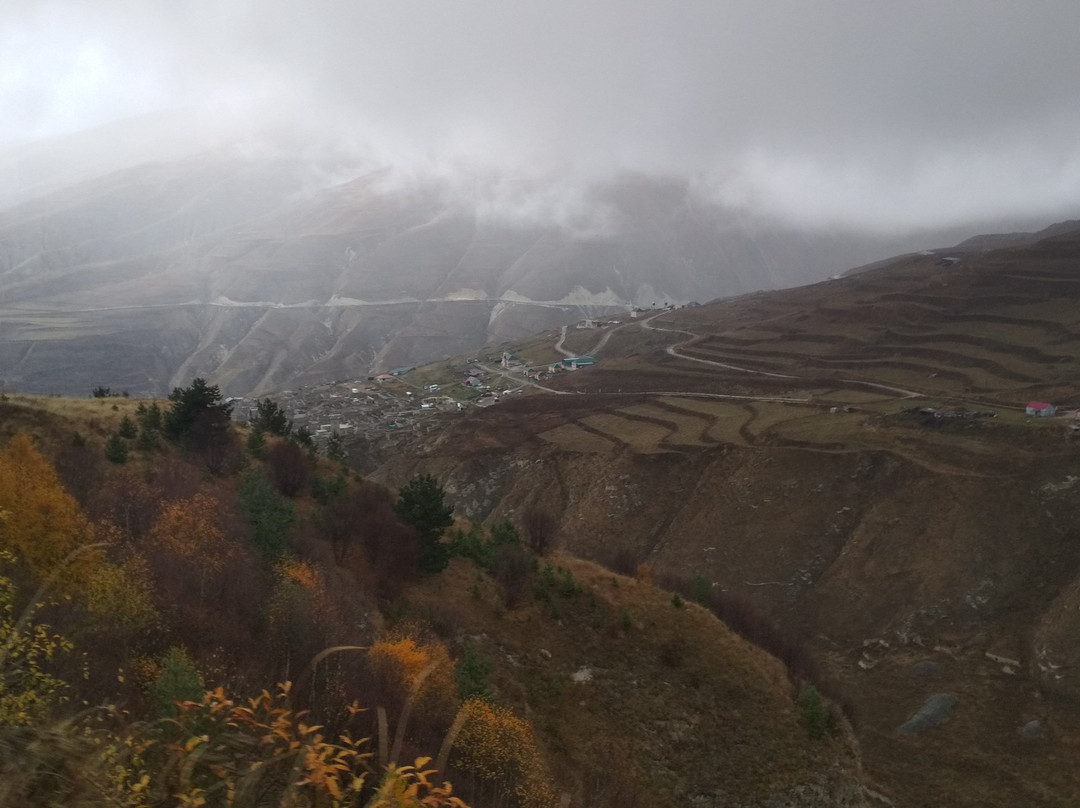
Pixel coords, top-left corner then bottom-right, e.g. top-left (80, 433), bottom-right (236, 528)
top-left (561, 356), bottom-right (598, 370)
top-left (1026, 401), bottom-right (1057, 417)
top-left (374, 374), bottom-right (395, 382)
top-left (389, 367), bottom-right (415, 377)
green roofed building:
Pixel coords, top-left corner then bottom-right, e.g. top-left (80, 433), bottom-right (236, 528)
top-left (561, 356), bottom-right (598, 369)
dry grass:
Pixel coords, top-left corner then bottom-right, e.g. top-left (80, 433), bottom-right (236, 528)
top-left (579, 413), bottom-right (672, 453)
top-left (402, 555), bottom-right (862, 807)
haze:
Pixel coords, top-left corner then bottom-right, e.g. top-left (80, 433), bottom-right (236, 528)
top-left (3, 1), bottom-right (1080, 230)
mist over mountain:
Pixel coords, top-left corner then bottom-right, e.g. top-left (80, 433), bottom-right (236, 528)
top-left (0, 136), bottom-right (1053, 398)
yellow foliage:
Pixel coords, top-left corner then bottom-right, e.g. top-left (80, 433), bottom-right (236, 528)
top-left (0, 433), bottom-right (97, 585)
top-left (85, 553), bottom-right (159, 632)
top-left (0, 551), bottom-right (73, 726)
top-left (452, 699), bottom-right (555, 808)
top-left (279, 558), bottom-right (322, 591)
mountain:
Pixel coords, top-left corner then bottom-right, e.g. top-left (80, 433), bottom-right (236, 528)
top-left (0, 139), bottom-right (1037, 398)
top-left (360, 222), bottom-right (1080, 807)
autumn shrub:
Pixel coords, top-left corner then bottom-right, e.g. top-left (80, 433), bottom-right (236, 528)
top-left (88, 467), bottom-right (162, 541)
top-left (449, 698), bottom-right (554, 808)
top-left (368, 635), bottom-right (458, 750)
top-left (0, 551), bottom-right (73, 727)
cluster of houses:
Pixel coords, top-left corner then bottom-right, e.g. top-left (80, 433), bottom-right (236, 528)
top-left (499, 351), bottom-right (598, 381)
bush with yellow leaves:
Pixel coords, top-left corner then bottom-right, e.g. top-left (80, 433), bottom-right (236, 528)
top-left (449, 699), bottom-right (555, 808)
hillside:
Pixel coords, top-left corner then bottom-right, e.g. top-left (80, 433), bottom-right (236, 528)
top-left (0, 141), bottom-right (1027, 398)
top-left (362, 223), bottom-right (1080, 807)
top-left (0, 391), bottom-right (865, 807)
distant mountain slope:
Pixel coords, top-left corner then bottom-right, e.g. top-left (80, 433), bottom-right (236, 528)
top-left (0, 145), bottom-right (1054, 396)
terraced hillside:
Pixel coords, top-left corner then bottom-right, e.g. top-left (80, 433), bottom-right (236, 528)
top-left (369, 222), bottom-right (1080, 808)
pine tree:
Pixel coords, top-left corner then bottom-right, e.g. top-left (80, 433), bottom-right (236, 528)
top-left (395, 474), bottom-right (453, 573)
top-left (104, 433), bottom-right (129, 464)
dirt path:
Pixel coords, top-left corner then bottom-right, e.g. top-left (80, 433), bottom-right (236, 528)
top-left (554, 326), bottom-right (574, 358)
top-left (640, 311), bottom-right (922, 399)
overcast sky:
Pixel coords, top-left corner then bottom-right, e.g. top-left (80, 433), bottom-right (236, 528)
top-left (3, 1), bottom-right (1080, 230)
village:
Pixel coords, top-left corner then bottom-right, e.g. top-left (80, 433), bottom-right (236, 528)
top-left (226, 343), bottom-right (604, 449)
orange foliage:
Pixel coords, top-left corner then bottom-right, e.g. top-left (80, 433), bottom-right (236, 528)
top-left (369, 636), bottom-right (458, 733)
top-left (0, 434), bottom-right (96, 584)
top-left (149, 494), bottom-right (234, 595)
top-left (123, 683), bottom-right (469, 807)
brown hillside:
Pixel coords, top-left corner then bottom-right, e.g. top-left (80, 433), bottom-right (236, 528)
top-left (369, 225), bottom-right (1080, 808)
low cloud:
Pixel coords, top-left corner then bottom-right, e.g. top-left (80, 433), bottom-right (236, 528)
top-left (3, 1), bottom-right (1080, 231)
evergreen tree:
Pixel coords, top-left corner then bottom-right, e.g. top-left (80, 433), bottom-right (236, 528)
top-left (164, 378), bottom-right (232, 442)
top-left (104, 433), bottom-right (129, 464)
top-left (252, 398), bottom-right (292, 436)
top-left (246, 423), bottom-right (267, 458)
top-left (118, 415), bottom-right (138, 439)
top-left (395, 474), bottom-right (453, 573)
top-left (326, 431), bottom-right (346, 463)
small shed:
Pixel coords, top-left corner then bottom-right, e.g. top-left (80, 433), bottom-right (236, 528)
top-left (1026, 401), bottom-right (1057, 417)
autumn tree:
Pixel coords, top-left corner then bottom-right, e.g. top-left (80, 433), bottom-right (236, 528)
top-left (0, 434), bottom-right (96, 585)
top-left (149, 493), bottom-right (232, 597)
top-left (395, 474), bottom-right (453, 574)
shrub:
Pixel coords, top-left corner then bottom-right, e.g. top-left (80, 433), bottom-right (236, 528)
top-left (150, 646), bottom-right (203, 717)
top-left (104, 432), bottom-right (128, 464)
top-left (246, 423), bottom-right (267, 458)
top-left (798, 684), bottom-right (828, 740)
top-left (453, 644), bottom-right (494, 702)
top-left (117, 415), bottom-right (137, 439)
top-left (267, 438), bottom-right (311, 497)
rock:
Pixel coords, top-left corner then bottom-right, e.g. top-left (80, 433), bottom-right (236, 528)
top-left (539, 648), bottom-right (552, 660)
top-left (897, 693), bottom-right (956, 736)
top-left (907, 660), bottom-right (940, 678)
top-left (571, 666), bottom-right (593, 683)
top-left (1020, 719), bottom-right (1044, 740)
